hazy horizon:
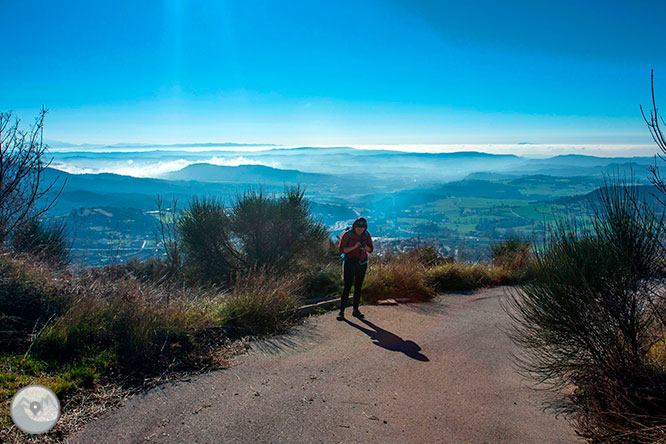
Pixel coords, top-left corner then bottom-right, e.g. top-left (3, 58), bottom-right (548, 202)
top-left (45, 144), bottom-right (660, 181)
top-left (46, 142), bottom-right (662, 159)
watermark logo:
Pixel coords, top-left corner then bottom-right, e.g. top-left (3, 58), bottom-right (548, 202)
top-left (10, 385), bottom-right (61, 434)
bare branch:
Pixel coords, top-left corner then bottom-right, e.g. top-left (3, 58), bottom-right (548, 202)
top-left (0, 107), bottom-right (65, 244)
top-left (641, 70), bottom-right (666, 204)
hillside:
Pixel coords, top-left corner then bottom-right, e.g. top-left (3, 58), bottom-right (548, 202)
top-left (161, 163), bottom-right (336, 184)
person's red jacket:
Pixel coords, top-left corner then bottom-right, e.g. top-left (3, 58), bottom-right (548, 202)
top-left (338, 229), bottom-right (374, 261)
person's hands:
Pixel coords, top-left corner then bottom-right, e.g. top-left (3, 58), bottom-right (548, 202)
top-left (354, 241), bottom-right (362, 249)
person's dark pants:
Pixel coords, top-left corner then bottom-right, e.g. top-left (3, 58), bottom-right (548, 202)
top-left (340, 257), bottom-right (367, 313)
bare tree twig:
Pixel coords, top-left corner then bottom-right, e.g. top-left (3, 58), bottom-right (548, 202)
top-left (0, 107), bottom-right (67, 244)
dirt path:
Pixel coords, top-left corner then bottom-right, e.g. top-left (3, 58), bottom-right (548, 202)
top-left (70, 286), bottom-right (580, 444)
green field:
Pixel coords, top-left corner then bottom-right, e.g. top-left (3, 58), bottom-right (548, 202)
top-left (404, 194), bottom-right (594, 240)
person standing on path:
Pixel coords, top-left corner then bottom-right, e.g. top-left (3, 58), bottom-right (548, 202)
top-left (337, 217), bottom-right (373, 320)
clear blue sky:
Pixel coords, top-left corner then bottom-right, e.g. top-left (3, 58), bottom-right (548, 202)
top-left (1, 0), bottom-right (665, 150)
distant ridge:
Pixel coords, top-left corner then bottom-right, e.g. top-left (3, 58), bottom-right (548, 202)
top-left (162, 163), bottom-right (334, 184)
top-left (552, 184), bottom-right (663, 206)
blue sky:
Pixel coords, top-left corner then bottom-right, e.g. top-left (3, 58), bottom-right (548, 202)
top-left (2, 0), bottom-right (665, 152)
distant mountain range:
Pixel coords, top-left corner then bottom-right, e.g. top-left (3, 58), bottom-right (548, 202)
top-left (553, 184), bottom-right (664, 206)
top-left (49, 147), bottom-right (658, 184)
top-left (161, 163), bottom-right (336, 184)
top-left (43, 148), bottom-right (662, 216)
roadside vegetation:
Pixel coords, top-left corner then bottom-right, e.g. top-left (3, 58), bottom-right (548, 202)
top-left (505, 170), bottom-right (666, 443)
top-left (360, 242), bottom-right (531, 303)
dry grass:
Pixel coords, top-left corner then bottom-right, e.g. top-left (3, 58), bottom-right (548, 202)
top-left (357, 246), bottom-right (526, 304)
top-left (0, 252), bottom-right (74, 352)
top-left (214, 263), bottom-right (305, 336)
top-left (425, 261), bottom-right (519, 292)
top-left (0, 253), bottom-right (309, 443)
top-left (33, 266), bottom-right (224, 376)
top-left (362, 252), bottom-right (436, 303)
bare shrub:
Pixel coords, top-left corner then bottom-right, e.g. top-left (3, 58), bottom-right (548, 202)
top-left (154, 195), bottom-right (182, 283)
top-left (0, 107), bottom-right (66, 245)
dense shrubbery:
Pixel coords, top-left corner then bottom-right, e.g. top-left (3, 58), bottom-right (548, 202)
top-left (178, 195), bottom-right (239, 287)
top-left (504, 172), bottom-right (666, 443)
top-left (229, 185), bottom-right (329, 270)
top-left (103, 255), bottom-right (172, 285)
top-left (1, 250), bottom-right (310, 384)
top-left (172, 185), bottom-right (330, 288)
top-left (394, 245), bottom-right (454, 267)
top-left (1, 254), bottom-right (221, 376)
top-left (34, 275), bottom-right (214, 375)
top-left (11, 215), bottom-right (70, 267)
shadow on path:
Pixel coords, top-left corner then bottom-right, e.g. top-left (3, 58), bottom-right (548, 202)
top-left (247, 324), bottom-right (324, 356)
top-left (345, 318), bottom-right (429, 361)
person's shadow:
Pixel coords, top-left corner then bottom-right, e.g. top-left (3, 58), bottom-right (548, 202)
top-left (344, 318), bottom-right (429, 361)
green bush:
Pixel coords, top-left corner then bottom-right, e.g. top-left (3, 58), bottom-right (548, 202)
top-left (102, 256), bottom-right (172, 285)
top-left (504, 171), bottom-right (666, 443)
top-left (178, 195), bottom-right (238, 287)
top-left (399, 245), bottom-right (454, 267)
top-left (229, 184), bottom-right (329, 270)
top-left (175, 185), bottom-right (330, 288)
top-left (11, 215), bottom-right (70, 267)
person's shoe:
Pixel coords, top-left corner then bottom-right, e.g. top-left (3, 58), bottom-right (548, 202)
top-left (336, 311), bottom-right (345, 321)
top-left (352, 309), bottom-right (365, 319)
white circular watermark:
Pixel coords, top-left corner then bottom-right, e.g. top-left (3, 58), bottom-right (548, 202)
top-left (10, 385), bottom-right (61, 434)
